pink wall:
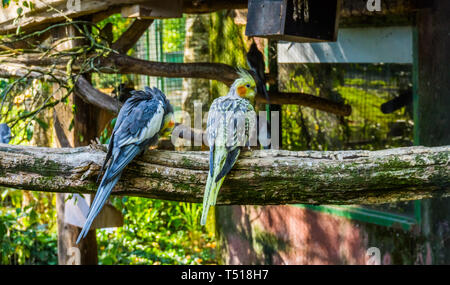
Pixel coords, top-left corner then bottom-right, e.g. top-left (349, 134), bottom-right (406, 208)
top-left (216, 205), bottom-right (428, 265)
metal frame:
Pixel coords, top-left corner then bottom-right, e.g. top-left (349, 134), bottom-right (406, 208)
top-left (290, 25), bottom-right (421, 231)
top-left (294, 202), bottom-right (421, 231)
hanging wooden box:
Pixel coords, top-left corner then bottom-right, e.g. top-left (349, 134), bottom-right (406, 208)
top-left (245, 0), bottom-right (342, 43)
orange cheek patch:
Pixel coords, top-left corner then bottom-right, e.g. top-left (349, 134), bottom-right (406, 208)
top-left (237, 86), bottom-right (247, 97)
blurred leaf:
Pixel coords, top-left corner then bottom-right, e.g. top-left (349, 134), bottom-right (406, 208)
top-left (34, 118), bottom-right (49, 130)
top-left (68, 118), bottom-right (74, 131)
top-left (2, 0), bottom-right (11, 8)
top-left (26, 124), bottom-right (33, 141)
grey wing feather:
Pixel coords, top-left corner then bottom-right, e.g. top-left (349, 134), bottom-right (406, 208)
top-left (207, 102), bottom-right (220, 177)
top-left (208, 98), bottom-right (253, 182)
top-left (206, 101), bottom-right (220, 148)
top-left (97, 133), bottom-right (114, 183)
top-left (115, 100), bottom-right (163, 147)
top-left (0, 123), bottom-right (12, 144)
top-left (102, 143), bottom-right (144, 184)
top-left (209, 147), bottom-right (214, 176)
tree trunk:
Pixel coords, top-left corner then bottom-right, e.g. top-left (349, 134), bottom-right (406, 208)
top-left (53, 84), bottom-right (99, 265)
top-left (51, 25), bottom-right (98, 265)
top-left (181, 14), bottom-right (212, 149)
top-left (416, 0), bottom-right (450, 264)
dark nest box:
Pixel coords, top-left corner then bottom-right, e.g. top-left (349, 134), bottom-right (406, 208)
top-left (246, 0), bottom-right (342, 42)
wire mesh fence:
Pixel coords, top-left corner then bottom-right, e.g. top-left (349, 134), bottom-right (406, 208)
top-left (134, 17), bottom-right (186, 111)
top-left (91, 17), bottom-right (187, 111)
top-left (279, 63), bottom-right (413, 151)
top-left (339, 64), bottom-right (413, 146)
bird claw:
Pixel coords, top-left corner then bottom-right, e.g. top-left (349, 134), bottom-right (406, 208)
top-left (89, 141), bottom-right (108, 153)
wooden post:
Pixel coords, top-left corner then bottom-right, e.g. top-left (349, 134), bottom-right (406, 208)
top-left (416, 0), bottom-right (450, 264)
top-left (54, 85), bottom-right (99, 265)
top-left (182, 14), bottom-right (211, 150)
top-left (268, 39), bottom-right (282, 149)
top-left (51, 24), bottom-right (105, 265)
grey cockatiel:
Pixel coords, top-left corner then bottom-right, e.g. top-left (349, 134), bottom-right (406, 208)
top-left (76, 87), bottom-right (174, 243)
top-left (201, 69), bottom-right (257, 225)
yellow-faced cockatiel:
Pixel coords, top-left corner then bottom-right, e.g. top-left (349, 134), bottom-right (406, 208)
top-left (201, 69), bottom-right (257, 225)
top-left (77, 87), bottom-right (174, 243)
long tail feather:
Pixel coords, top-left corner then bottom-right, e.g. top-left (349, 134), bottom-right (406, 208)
top-left (77, 144), bottom-right (142, 243)
top-left (200, 173), bottom-right (213, 225)
top-left (201, 147), bottom-right (234, 225)
top-left (200, 173), bottom-right (225, 225)
top-left (76, 174), bottom-right (121, 244)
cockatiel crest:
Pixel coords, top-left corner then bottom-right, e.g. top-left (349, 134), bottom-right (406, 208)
top-left (233, 67), bottom-right (257, 102)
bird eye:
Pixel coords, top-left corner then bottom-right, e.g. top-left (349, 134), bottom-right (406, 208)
top-left (245, 84), bottom-right (251, 88)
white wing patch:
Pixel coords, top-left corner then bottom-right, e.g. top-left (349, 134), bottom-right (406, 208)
top-left (118, 102), bottom-right (164, 147)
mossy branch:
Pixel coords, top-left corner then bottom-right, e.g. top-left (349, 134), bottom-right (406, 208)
top-left (0, 144), bottom-right (448, 205)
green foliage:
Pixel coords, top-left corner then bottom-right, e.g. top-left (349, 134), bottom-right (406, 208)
top-left (162, 16), bottom-right (186, 53)
top-left (0, 10), bottom-right (217, 266)
top-left (97, 197), bottom-right (216, 265)
top-left (281, 64), bottom-right (346, 151)
top-left (2, 0), bottom-right (33, 9)
top-left (91, 14), bottom-right (133, 90)
top-left (210, 11), bottom-right (248, 99)
top-left (0, 189), bottom-right (57, 265)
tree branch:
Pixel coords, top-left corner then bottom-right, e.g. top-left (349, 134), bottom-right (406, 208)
top-left (259, 92), bottom-right (352, 117)
top-left (100, 53), bottom-right (239, 85)
top-left (1, 54), bottom-right (351, 116)
top-left (0, 53), bottom-right (240, 85)
top-left (111, 19), bottom-right (154, 54)
top-left (0, 144), bottom-right (448, 205)
top-left (74, 75), bottom-right (122, 114)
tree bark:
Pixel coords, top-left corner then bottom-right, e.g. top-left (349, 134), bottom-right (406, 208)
top-left (0, 144), bottom-right (448, 205)
top-left (260, 92), bottom-right (352, 117)
top-left (74, 76), bottom-right (122, 115)
top-left (100, 53), bottom-right (239, 85)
